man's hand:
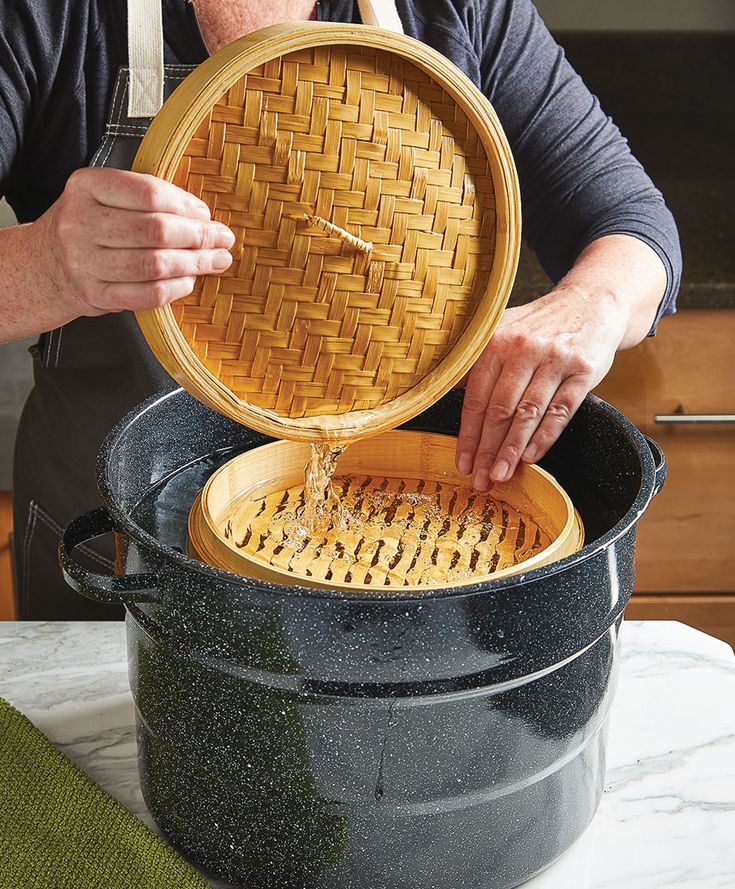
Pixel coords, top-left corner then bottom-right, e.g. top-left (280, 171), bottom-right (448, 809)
top-left (34, 167), bottom-right (234, 317)
top-left (455, 286), bottom-right (622, 489)
top-left (454, 235), bottom-right (668, 490)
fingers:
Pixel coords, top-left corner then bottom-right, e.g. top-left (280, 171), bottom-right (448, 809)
top-left (467, 363), bottom-right (535, 491)
top-left (460, 370), bottom-right (588, 491)
top-left (92, 208), bottom-right (235, 250)
top-left (71, 168), bottom-right (211, 220)
top-left (454, 289), bottom-right (619, 489)
top-left (455, 354), bottom-right (503, 476)
top-left (48, 168), bottom-right (238, 316)
top-left (455, 333), bottom-right (593, 490)
top-left (97, 277), bottom-right (198, 313)
top-left (96, 246), bottom-right (233, 283)
top-left (520, 378), bottom-right (588, 465)
top-left (475, 366), bottom-right (558, 487)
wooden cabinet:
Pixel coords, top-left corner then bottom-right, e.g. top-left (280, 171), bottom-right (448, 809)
top-left (594, 309), bottom-right (735, 647)
top-left (626, 595), bottom-right (735, 648)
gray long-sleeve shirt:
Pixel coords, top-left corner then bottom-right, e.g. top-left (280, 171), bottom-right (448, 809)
top-left (392, 0), bottom-right (681, 317)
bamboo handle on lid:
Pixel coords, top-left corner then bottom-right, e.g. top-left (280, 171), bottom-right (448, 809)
top-left (301, 213), bottom-right (374, 255)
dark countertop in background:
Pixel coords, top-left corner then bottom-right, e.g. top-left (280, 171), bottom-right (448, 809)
top-left (511, 31), bottom-right (734, 310)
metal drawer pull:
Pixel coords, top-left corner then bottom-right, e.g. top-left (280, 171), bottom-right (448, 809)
top-left (655, 414), bottom-right (735, 424)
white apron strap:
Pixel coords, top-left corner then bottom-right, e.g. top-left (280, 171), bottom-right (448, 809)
top-left (126, 0), bottom-right (404, 119)
top-left (357, 0), bottom-right (405, 33)
top-left (127, 0), bottom-right (165, 118)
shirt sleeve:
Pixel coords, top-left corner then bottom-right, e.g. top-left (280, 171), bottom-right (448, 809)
top-left (0, 0), bottom-right (97, 221)
top-left (0, 3), bottom-right (36, 190)
top-left (477, 0), bottom-right (681, 329)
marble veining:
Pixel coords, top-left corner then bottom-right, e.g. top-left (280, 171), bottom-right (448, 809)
top-left (1, 620), bottom-right (733, 889)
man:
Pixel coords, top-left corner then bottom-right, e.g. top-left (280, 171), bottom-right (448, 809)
top-left (0, 0), bottom-right (680, 619)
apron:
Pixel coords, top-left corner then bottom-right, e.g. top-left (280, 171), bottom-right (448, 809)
top-left (13, 0), bottom-right (404, 620)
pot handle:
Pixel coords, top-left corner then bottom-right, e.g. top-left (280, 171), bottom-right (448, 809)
top-left (59, 507), bottom-right (160, 604)
top-left (643, 435), bottom-right (667, 498)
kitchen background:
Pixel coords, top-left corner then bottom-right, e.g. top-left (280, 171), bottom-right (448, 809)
top-left (1, 0), bottom-right (733, 636)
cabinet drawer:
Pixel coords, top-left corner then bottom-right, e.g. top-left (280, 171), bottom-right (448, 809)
top-left (626, 595), bottom-right (735, 650)
top-left (594, 310), bottom-right (735, 593)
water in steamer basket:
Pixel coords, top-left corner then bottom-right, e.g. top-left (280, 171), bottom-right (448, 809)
top-left (221, 444), bottom-right (553, 587)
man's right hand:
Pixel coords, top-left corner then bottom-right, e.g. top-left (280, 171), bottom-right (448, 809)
top-left (34, 167), bottom-right (235, 316)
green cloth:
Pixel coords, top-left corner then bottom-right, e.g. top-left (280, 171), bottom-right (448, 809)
top-left (0, 697), bottom-right (212, 889)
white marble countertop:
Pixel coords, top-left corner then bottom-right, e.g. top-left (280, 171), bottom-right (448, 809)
top-left (1, 620), bottom-right (733, 888)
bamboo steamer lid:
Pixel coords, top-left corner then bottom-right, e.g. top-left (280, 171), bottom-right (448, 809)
top-left (188, 431), bottom-right (584, 592)
top-left (133, 23), bottom-right (521, 442)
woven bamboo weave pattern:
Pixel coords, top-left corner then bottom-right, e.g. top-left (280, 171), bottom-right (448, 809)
top-left (170, 45), bottom-right (496, 418)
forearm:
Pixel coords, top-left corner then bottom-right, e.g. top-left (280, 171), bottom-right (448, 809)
top-left (478, 0), bottom-right (680, 325)
top-left (556, 233), bottom-right (668, 350)
top-left (0, 220), bottom-right (82, 342)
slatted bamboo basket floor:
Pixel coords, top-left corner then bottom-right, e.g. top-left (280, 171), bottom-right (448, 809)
top-left (188, 431), bottom-right (584, 592)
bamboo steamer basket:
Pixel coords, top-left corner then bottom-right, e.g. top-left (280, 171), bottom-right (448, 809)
top-left (188, 430), bottom-right (585, 593)
top-left (132, 23), bottom-right (521, 442)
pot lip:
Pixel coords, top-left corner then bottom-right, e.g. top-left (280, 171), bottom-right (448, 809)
top-left (97, 387), bottom-right (657, 601)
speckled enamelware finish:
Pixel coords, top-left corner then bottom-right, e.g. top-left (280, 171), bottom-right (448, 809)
top-left (61, 388), bottom-right (665, 889)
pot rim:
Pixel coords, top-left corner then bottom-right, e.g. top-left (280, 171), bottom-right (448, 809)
top-left (97, 387), bottom-right (659, 601)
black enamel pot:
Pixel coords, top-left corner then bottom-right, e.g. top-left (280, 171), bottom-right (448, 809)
top-left (60, 388), bottom-right (665, 889)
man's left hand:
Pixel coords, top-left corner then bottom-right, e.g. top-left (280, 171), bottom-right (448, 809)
top-left (454, 285), bottom-right (626, 490)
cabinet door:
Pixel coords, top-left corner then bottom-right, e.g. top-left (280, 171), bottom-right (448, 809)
top-left (594, 309), bottom-right (735, 593)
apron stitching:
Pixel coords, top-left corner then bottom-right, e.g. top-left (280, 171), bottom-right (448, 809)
top-left (114, 69), bottom-right (129, 124)
top-left (104, 76), bottom-right (191, 136)
top-left (42, 330), bottom-right (53, 366)
top-left (50, 328), bottom-right (61, 368)
top-left (106, 124), bottom-right (150, 133)
top-left (108, 72), bottom-right (126, 134)
top-left (98, 132), bottom-right (119, 170)
top-left (76, 545), bottom-right (115, 570)
top-left (100, 123), bottom-right (122, 167)
top-left (20, 505), bottom-right (116, 614)
top-left (21, 501), bottom-right (39, 612)
top-left (77, 550), bottom-right (115, 570)
top-left (89, 137), bottom-right (111, 167)
top-left (54, 325), bottom-right (63, 366)
top-left (115, 76), bottom-right (131, 125)
top-left (107, 70), bottom-right (130, 132)
top-left (104, 129), bottom-right (150, 138)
